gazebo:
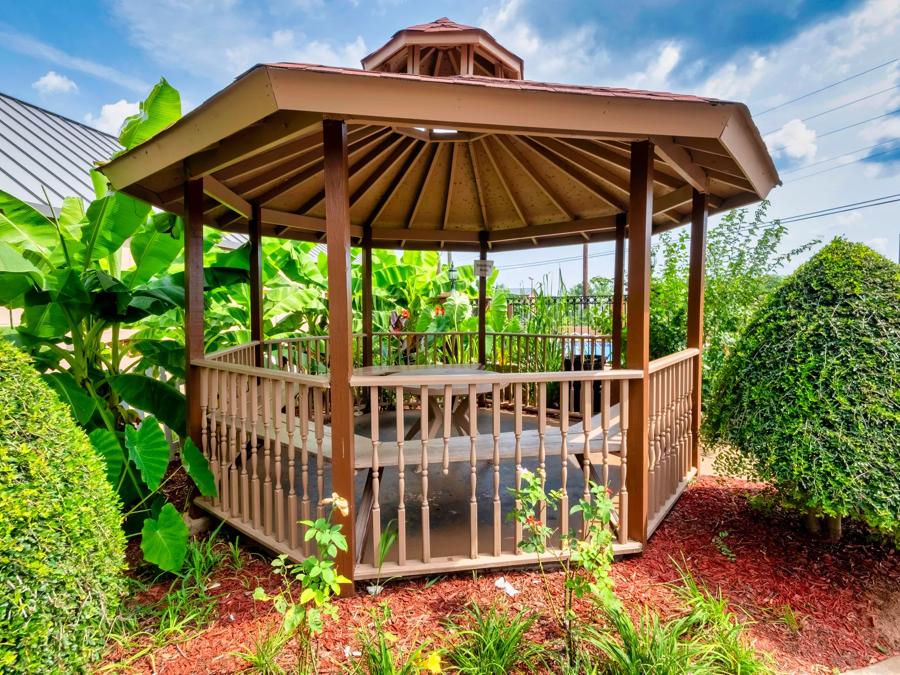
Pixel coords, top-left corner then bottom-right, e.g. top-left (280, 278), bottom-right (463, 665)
top-left (100, 18), bottom-right (779, 586)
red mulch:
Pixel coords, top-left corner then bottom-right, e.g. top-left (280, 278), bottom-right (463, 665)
top-left (102, 476), bottom-right (899, 674)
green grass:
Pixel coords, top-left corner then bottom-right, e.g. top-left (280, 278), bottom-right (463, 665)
top-left (233, 628), bottom-right (289, 674)
top-left (446, 603), bottom-right (547, 674)
top-left (347, 605), bottom-right (435, 675)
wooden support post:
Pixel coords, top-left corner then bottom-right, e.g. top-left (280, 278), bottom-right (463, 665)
top-left (612, 213), bottom-right (625, 369)
top-left (323, 119), bottom-right (356, 591)
top-left (582, 243), bottom-right (589, 298)
top-left (362, 226), bottom-right (373, 369)
top-left (184, 177), bottom-right (205, 448)
top-left (625, 141), bottom-right (654, 544)
top-left (687, 189), bottom-right (708, 474)
top-left (478, 234), bottom-right (487, 367)
top-left (249, 203), bottom-right (264, 367)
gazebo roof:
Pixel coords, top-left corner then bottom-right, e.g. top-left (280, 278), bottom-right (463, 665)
top-left (99, 23), bottom-right (779, 253)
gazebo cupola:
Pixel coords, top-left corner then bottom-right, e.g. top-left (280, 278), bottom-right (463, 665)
top-left (361, 17), bottom-right (524, 79)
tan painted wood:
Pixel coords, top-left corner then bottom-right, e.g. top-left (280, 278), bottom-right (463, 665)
top-left (323, 119), bottom-right (356, 588)
top-left (651, 136), bottom-right (708, 192)
top-left (687, 191), bottom-right (707, 473)
top-left (625, 140), bottom-right (653, 544)
top-left (184, 178), bottom-right (205, 449)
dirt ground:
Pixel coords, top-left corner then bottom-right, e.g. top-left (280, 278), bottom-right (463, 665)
top-left (104, 476), bottom-right (899, 674)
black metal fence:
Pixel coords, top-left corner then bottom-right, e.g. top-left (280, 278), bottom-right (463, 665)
top-left (506, 294), bottom-right (620, 332)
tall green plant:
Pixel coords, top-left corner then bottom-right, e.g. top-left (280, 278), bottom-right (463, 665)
top-left (650, 201), bottom-right (817, 396)
top-left (0, 79), bottom-right (221, 571)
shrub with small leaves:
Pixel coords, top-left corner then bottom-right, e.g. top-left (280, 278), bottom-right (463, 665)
top-left (707, 238), bottom-right (900, 536)
top-left (0, 339), bottom-right (126, 672)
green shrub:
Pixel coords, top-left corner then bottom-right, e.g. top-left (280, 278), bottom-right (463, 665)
top-left (706, 238), bottom-right (900, 535)
top-left (0, 340), bottom-right (126, 672)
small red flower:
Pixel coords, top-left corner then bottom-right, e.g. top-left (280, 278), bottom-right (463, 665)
top-left (434, 305), bottom-right (445, 316)
top-left (400, 308), bottom-right (410, 319)
top-left (525, 515), bottom-right (541, 528)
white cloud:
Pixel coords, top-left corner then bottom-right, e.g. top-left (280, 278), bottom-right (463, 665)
top-left (864, 236), bottom-right (889, 256)
top-left (84, 100), bottom-right (139, 135)
top-left (765, 119), bottom-right (817, 163)
top-left (0, 28), bottom-right (150, 93)
top-left (700, 54), bottom-right (768, 101)
top-left (32, 71), bottom-right (78, 95)
top-left (479, 0), bottom-right (608, 83)
top-left (628, 43), bottom-right (682, 91)
top-left (108, 0), bottom-right (367, 81)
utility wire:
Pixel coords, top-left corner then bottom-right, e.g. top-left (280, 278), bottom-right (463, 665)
top-left (766, 108), bottom-right (899, 153)
top-left (776, 193), bottom-right (900, 220)
top-left (790, 146), bottom-right (900, 182)
top-left (780, 138), bottom-right (897, 174)
top-left (754, 57), bottom-right (899, 117)
top-left (762, 83), bottom-right (900, 134)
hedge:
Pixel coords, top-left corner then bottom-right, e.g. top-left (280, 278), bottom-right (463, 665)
top-left (706, 238), bottom-right (900, 535)
top-left (0, 339), bottom-right (126, 672)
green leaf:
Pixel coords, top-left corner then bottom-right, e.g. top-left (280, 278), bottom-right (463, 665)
top-left (180, 437), bottom-right (217, 498)
top-left (127, 213), bottom-right (182, 288)
top-left (0, 241), bottom-right (43, 304)
top-left (140, 502), bottom-right (188, 572)
top-left (109, 374), bottom-right (186, 437)
top-left (20, 300), bottom-right (69, 340)
top-left (81, 192), bottom-right (151, 266)
top-left (42, 372), bottom-right (96, 425)
top-left (0, 189), bottom-right (59, 259)
top-left (119, 78), bottom-right (182, 151)
top-left (89, 428), bottom-right (124, 485)
top-left (130, 339), bottom-right (186, 379)
top-left (124, 416), bottom-right (171, 491)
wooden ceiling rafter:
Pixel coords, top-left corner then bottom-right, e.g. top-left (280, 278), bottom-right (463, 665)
top-left (350, 135), bottom-right (418, 208)
top-left (479, 136), bottom-right (528, 227)
top-left (494, 135), bottom-right (573, 220)
top-left (441, 142), bottom-right (457, 230)
top-left (406, 142), bottom-right (442, 227)
top-left (293, 132), bottom-right (404, 216)
top-left (365, 140), bottom-right (426, 226)
top-left (467, 142), bottom-right (489, 229)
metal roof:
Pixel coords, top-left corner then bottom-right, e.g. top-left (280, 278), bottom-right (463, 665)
top-left (0, 92), bottom-right (120, 208)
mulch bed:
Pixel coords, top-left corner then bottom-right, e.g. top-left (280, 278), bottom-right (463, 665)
top-left (103, 476), bottom-right (899, 674)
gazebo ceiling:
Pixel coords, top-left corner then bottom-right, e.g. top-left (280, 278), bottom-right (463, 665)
top-left (99, 20), bottom-right (780, 253)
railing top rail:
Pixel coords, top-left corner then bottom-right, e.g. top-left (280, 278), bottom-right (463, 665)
top-left (350, 368), bottom-right (643, 387)
top-left (648, 348), bottom-right (700, 373)
top-left (204, 341), bottom-right (260, 361)
top-left (192, 358), bottom-right (330, 387)
top-left (369, 331), bottom-right (614, 339)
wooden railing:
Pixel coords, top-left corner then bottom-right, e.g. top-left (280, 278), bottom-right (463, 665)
top-left (348, 367), bottom-right (643, 578)
top-left (647, 348), bottom-right (699, 536)
top-left (194, 356), bottom-right (331, 559)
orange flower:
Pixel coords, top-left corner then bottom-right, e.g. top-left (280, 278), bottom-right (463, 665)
top-left (434, 305), bottom-right (445, 316)
top-left (400, 308), bottom-right (410, 319)
top-left (525, 515), bottom-right (541, 528)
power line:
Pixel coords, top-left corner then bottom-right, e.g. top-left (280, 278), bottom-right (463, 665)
top-left (777, 193), bottom-right (900, 220)
top-left (754, 57), bottom-right (899, 117)
top-left (767, 107), bottom-right (899, 153)
top-left (790, 145), bottom-right (899, 182)
top-left (762, 83), bottom-right (900, 134)
top-left (501, 248), bottom-right (616, 270)
top-left (780, 138), bottom-right (897, 175)
top-left (778, 193), bottom-right (900, 223)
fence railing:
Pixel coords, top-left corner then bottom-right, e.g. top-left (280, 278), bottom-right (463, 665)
top-left (647, 348), bottom-right (699, 536)
top-left (507, 294), bottom-right (618, 332)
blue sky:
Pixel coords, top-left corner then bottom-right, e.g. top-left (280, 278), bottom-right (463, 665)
top-left (1, 0), bottom-right (898, 287)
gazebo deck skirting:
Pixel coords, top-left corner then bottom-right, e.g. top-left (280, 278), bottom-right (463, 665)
top-left (192, 335), bottom-right (698, 579)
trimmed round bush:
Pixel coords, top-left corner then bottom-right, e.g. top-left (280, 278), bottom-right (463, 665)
top-left (0, 339), bottom-right (125, 672)
top-left (706, 238), bottom-right (900, 535)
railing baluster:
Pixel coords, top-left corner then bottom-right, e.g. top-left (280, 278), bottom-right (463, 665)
top-left (370, 386), bottom-right (382, 565)
top-left (250, 373), bottom-right (261, 528)
top-left (468, 383), bottom-right (478, 559)
top-left (262, 377), bottom-right (273, 535)
top-left (442, 384), bottom-right (452, 476)
top-left (420, 384), bottom-right (431, 563)
top-left (619, 379), bottom-right (629, 543)
top-left (273, 378), bottom-right (284, 542)
top-left (286, 380), bottom-right (298, 549)
top-left (314, 387), bottom-right (325, 520)
top-left (513, 382), bottom-right (522, 553)
top-left (537, 381), bottom-right (547, 524)
top-left (238, 374), bottom-right (250, 523)
top-left (491, 382), bottom-right (501, 556)
top-left (560, 382), bottom-right (570, 537)
top-left (601, 379), bottom-right (611, 491)
top-left (300, 384), bottom-right (311, 553)
top-left (581, 380), bottom-right (592, 537)
top-left (228, 371), bottom-right (239, 516)
top-left (395, 385), bottom-right (407, 566)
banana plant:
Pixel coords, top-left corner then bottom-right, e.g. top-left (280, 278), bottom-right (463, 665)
top-left (0, 78), bottom-right (227, 572)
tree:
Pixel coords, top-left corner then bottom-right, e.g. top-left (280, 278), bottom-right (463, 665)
top-left (706, 239), bottom-right (900, 538)
top-left (650, 200), bottom-right (816, 397)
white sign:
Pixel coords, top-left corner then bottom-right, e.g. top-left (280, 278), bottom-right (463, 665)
top-left (473, 259), bottom-right (494, 277)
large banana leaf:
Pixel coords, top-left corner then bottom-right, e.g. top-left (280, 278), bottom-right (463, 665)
top-left (88, 428), bottom-right (124, 485)
top-left (118, 78), bottom-right (181, 151)
top-left (0, 190), bottom-right (60, 259)
top-left (81, 192), bottom-right (151, 266)
top-left (0, 241), bottom-right (42, 304)
top-left (43, 372), bottom-right (96, 425)
top-left (109, 374), bottom-right (186, 437)
top-left (127, 213), bottom-right (183, 287)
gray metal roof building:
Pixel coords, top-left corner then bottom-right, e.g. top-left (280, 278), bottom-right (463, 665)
top-left (0, 92), bottom-right (120, 208)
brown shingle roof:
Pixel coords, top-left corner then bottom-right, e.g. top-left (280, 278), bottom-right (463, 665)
top-left (266, 62), bottom-right (728, 105)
